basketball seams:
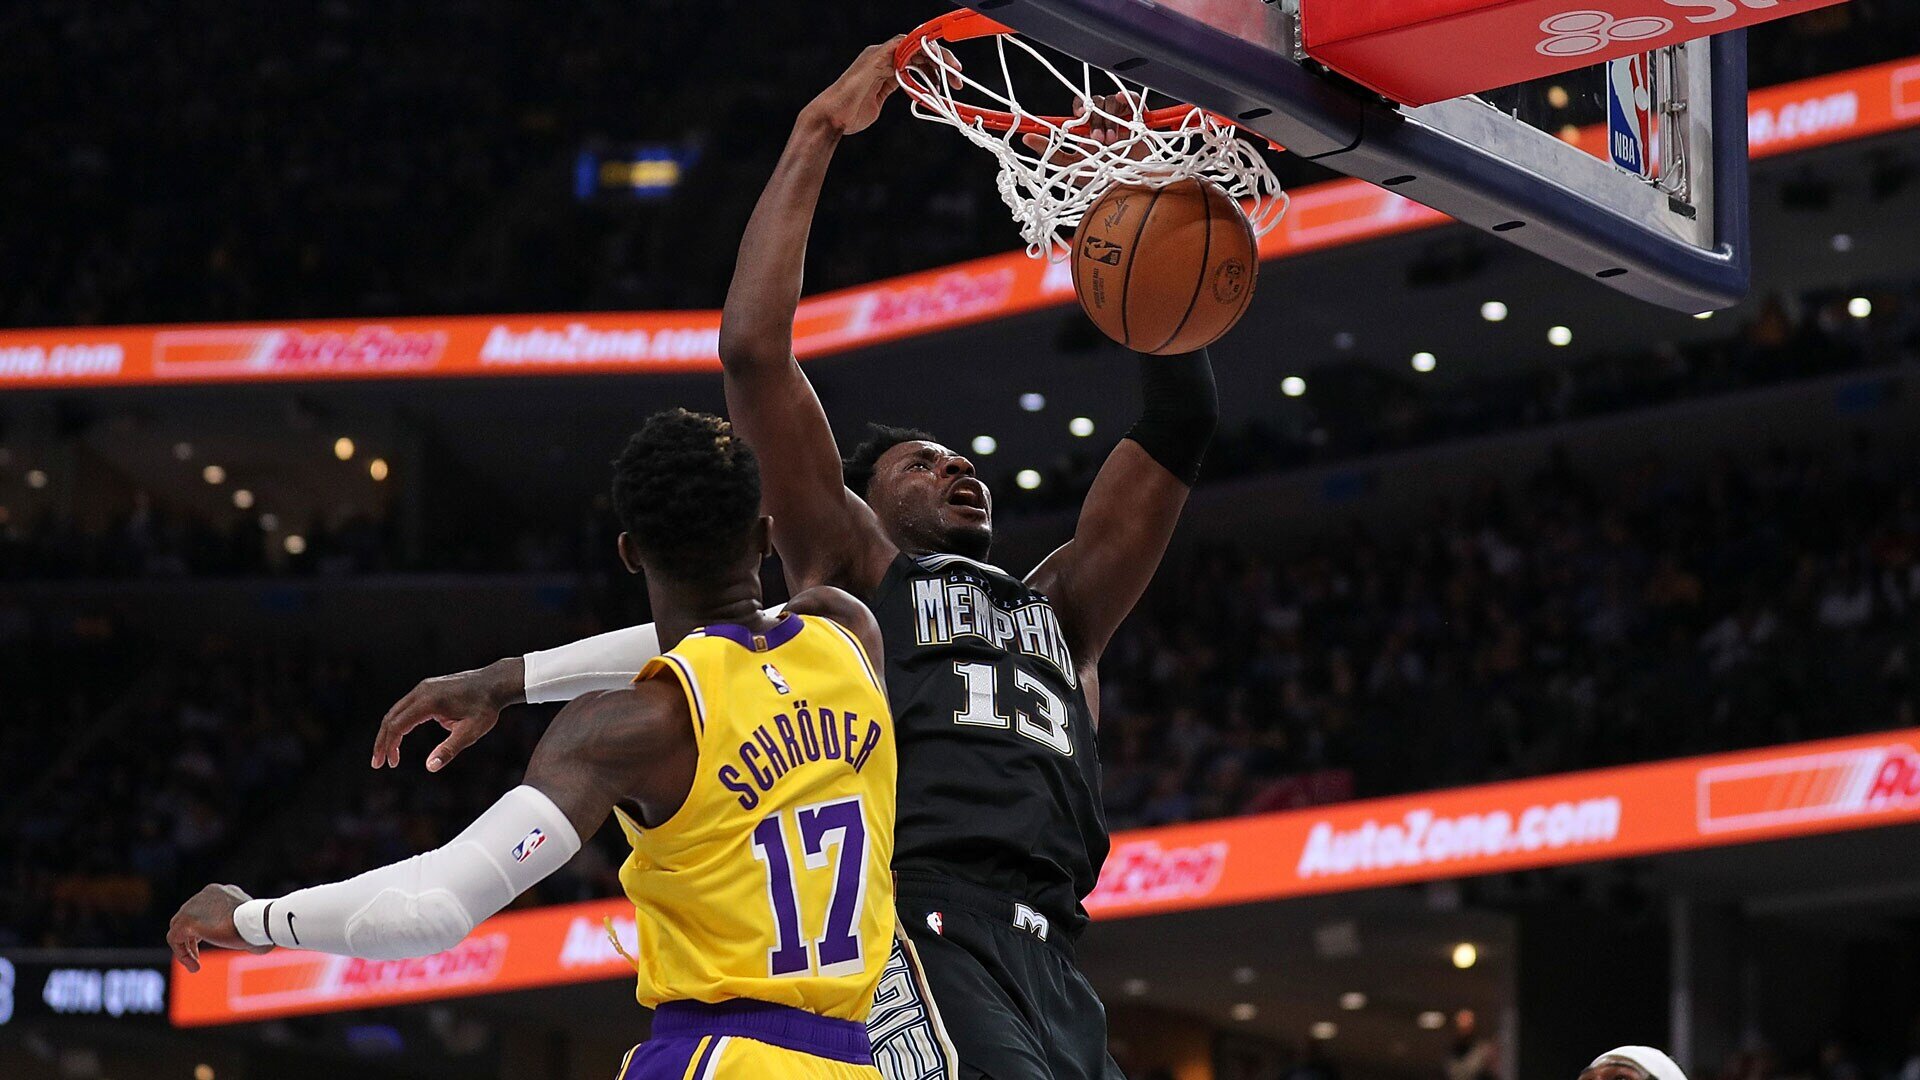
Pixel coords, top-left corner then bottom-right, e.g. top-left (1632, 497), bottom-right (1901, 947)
top-left (1073, 178), bottom-right (1257, 354)
top-left (1226, 201), bottom-right (1260, 330)
top-left (1118, 185), bottom-right (1162, 350)
top-left (1150, 182), bottom-right (1218, 355)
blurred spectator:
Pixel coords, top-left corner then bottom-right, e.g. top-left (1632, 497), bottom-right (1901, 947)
top-left (1446, 1010), bottom-right (1500, 1080)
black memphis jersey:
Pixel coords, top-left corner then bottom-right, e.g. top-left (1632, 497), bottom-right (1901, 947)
top-left (869, 551), bottom-right (1108, 936)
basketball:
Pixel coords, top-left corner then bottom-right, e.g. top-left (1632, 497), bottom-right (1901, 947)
top-left (1070, 177), bottom-right (1259, 355)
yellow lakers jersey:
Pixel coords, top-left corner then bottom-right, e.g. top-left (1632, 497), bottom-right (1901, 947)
top-left (617, 612), bottom-right (896, 1022)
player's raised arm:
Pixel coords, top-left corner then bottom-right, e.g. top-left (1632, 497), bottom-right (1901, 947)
top-left (1026, 349), bottom-right (1218, 667)
top-left (716, 41), bottom-right (925, 596)
top-left (172, 682), bottom-right (693, 971)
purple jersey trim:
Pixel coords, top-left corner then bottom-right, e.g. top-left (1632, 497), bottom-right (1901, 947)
top-left (652, 999), bottom-right (873, 1065)
top-left (699, 613), bottom-right (804, 652)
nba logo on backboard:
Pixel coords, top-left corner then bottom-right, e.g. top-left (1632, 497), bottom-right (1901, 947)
top-left (1607, 54), bottom-right (1660, 180)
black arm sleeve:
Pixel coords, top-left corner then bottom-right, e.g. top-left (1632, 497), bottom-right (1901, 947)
top-left (1122, 349), bottom-right (1218, 486)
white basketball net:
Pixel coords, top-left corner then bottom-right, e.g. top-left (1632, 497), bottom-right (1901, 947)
top-left (899, 29), bottom-right (1289, 261)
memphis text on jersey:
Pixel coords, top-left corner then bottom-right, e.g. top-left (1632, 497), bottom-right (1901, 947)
top-left (718, 696), bottom-right (886, 812)
top-left (911, 576), bottom-right (1078, 689)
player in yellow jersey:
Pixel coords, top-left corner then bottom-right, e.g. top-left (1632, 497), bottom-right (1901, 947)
top-left (166, 408), bottom-right (897, 1078)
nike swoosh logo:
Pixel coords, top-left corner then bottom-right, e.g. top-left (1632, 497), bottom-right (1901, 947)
top-left (286, 912), bottom-right (301, 946)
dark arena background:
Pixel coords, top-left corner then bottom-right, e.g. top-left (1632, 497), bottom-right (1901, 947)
top-left (6, 3), bottom-right (1920, 1079)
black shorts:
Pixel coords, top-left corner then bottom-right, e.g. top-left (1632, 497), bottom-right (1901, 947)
top-left (868, 874), bottom-right (1125, 1080)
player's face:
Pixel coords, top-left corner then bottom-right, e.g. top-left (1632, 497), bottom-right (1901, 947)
top-left (868, 441), bottom-right (993, 560)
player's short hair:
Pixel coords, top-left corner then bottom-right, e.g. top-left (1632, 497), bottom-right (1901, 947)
top-left (842, 423), bottom-right (936, 497)
top-left (612, 409), bottom-right (761, 581)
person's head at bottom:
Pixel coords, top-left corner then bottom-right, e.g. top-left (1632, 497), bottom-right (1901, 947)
top-left (1581, 1046), bottom-right (1689, 1080)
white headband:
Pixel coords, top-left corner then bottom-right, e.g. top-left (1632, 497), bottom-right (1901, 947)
top-left (1590, 1046), bottom-right (1687, 1080)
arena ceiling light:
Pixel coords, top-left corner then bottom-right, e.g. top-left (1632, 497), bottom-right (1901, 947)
top-left (1019, 392), bottom-right (1046, 412)
top-left (232, 489), bottom-right (254, 510)
top-left (971, 435), bottom-right (998, 456)
top-left (1281, 376), bottom-right (1307, 397)
top-left (334, 436), bottom-right (356, 461)
top-left (1122, 978), bottom-right (1149, 997)
top-left (1310, 1021), bottom-right (1338, 1040)
top-left (369, 458), bottom-right (391, 482)
top-left (284, 534), bottom-right (308, 555)
top-left (1546, 85), bottom-right (1570, 109)
top-left (172, 442), bottom-right (193, 461)
top-left (1411, 351), bottom-right (1437, 373)
top-left (1548, 326), bottom-right (1574, 347)
top-left (1015, 469), bottom-right (1042, 490)
top-left (1451, 942), bottom-right (1479, 969)
top-left (1340, 991), bottom-right (1368, 1010)
top-left (1831, 233), bottom-right (1854, 252)
top-left (202, 465), bottom-right (226, 485)
top-left (1694, 311), bottom-right (1716, 320)
top-left (1069, 417), bottom-right (1094, 437)
top-left (259, 513), bottom-right (280, 532)
top-left (1480, 301), bottom-right (1509, 323)
top-left (1231, 1003), bottom-right (1258, 1022)
top-left (26, 469), bottom-right (48, 489)
top-left (1231, 966), bottom-right (1257, 985)
top-left (1848, 297), bottom-right (1873, 318)
top-left (1418, 1011), bottom-right (1447, 1030)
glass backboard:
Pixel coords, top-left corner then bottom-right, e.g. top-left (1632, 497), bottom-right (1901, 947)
top-left (966, 0), bottom-right (1750, 312)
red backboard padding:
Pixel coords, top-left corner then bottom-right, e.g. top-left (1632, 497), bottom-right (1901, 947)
top-left (1301, 0), bottom-right (1851, 106)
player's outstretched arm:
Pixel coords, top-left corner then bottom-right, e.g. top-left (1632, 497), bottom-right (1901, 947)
top-left (371, 623), bottom-right (665, 771)
top-left (172, 683), bottom-right (693, 971)
top-left (715, 41), bottom-right (916, 596)
top-left (1026, 349), bottom-right (1217, 668)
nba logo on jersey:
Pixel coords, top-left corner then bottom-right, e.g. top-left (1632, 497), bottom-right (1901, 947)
top-left (513, 828), bottom-right (547, 863)
top-left (761, 663), bottom-right (791, 695)
top-left (1606, 53), bottom-right (1659, 180)
top-left (926, 911), bottom-right (943, 935)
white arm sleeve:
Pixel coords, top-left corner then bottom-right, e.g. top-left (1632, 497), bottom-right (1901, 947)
top-left (522, 623), bottom-right (662, 703)
top-left (234, 785), bottom-right (581, 960)
top-left (520, 607), bottom-right (781, 704)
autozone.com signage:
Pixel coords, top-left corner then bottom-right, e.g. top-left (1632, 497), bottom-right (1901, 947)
top-left (172, 728), bottom-right (1920, 1025)
top-left (1084, 729), bottom-right (1920, 919)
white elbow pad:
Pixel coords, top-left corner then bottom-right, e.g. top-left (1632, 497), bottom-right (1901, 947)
top-left (344, 887), bottom-right (477, 959)
top-left (237, 785), bottom-right (582, 960)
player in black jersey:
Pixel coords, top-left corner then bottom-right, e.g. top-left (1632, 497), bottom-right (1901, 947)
top-left (369, 42), bottom-right (1217, 1080)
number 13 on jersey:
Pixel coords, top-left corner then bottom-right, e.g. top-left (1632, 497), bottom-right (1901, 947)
top-left (952, 660), bottom-right (1073, 756)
